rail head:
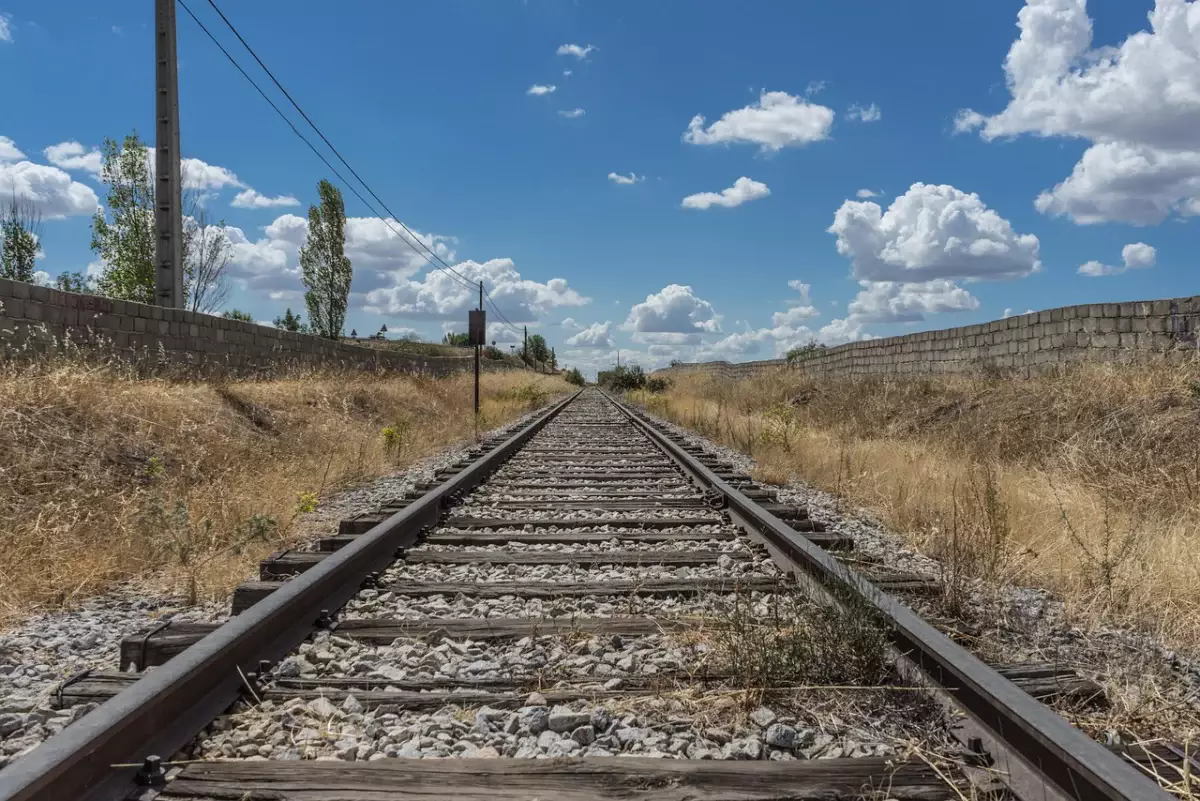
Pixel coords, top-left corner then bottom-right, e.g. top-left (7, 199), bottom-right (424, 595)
top-left (608, 391), bottom-right (1171, 801)
top-left (0, 390), bottom-right (581, 801)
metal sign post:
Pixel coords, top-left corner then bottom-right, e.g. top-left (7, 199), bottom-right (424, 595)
top-left (468, 283), bottom-right (486, 441)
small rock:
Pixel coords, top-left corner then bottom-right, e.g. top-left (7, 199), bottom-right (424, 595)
top-left (307, 697), bottom-right (341, 719)
top-left (764, 724), bottom-right (796, 749)
top-left (750, 707), bottom-right (777, 728)
top-left (571, 724), bottom-right (596, 746)
top-left (547, 705), bottom-right (590, 733)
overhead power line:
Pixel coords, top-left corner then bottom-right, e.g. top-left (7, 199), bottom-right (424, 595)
top-left (176, 0), bottom-right (475, 292)
top-left (483, 287), bottom-right (524, 337)
top-left (197, 0), bottom-right (478, 292)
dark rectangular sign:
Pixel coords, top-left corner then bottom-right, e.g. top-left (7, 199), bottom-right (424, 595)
top-left (468, 310), bottom-right (486, 345)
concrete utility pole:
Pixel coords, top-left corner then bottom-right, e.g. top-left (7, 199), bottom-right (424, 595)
top-left (523, 326), bottom-right (528, 370)
top-left (155, 0), bottom-right (185, 308)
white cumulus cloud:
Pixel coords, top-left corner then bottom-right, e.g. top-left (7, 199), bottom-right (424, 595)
top-left (828, 182), bottom-right (1042, 282)
top-left (363, 258), bottom-right (588, 322)
top-left (855, 188), bottom-right (879, 198)
top-left (566, 321), bottom-right (615, 348)
top-left (608, 172), bottom-right (644, 185)
top-left (623, 284), bottom-right (721, 334)
top-left (527, 84), bottom-right (557, 96)
top-left (231, 189), bottom-right (301, 209)
top-left (558, 108), bottom-right (586, 119)
top-left (43, 141), bottom-right (103, 176)
top-left (0, 160), bottom-right (99, 218)
top-left (817, 317), bottom-right (874, 345)
top-left (1078, 241), bottom-right (1157, 276)
top-left (181, 157), bottom-right (244, 191)
top-left (847, 279), bottom-right (980, 323)
top-left (0, 13), bottom-right (12, 43)
top-left (1034, 142), bottom-right (1200, 225)
top-left (556, 43), bottom-right (596, 59)
top-left (683, 90), bottom-right (835, 152)
top-left (681, 177), bottom-right (770, 210)
top-left (959, 0), bottom-right (1200, 224)
top-left (0, 135), bottom-right (25, 161)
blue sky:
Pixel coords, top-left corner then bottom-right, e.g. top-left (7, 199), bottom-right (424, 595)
top-left (0, 0), bottom-right (1196, 375)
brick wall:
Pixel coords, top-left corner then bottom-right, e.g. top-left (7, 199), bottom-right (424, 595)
top-left (657, 295), bottom-right (1200, 381)
top-left (0, 278), bottom-right (514, 377)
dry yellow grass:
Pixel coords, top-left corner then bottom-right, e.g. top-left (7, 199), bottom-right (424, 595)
top-left (0, 364), bottom-right (570, 623)
top-left (632, 360), bottom-right (1200, 649)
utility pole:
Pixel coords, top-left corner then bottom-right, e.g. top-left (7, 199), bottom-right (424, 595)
top-left (155, 0), bottom-right (184, 308)
top-left (616, 349), bottom-right (620, 368)
top-left (523, 326), bottom-right (528, 370)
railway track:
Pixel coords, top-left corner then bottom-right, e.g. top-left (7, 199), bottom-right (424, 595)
top-left (0, 388), bottom-right (1186, 800)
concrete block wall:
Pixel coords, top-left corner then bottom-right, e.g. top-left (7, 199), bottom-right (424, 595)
top-left (0, 277), bottom-right (508, 377)
top-left (657, 294), bottom-right (1200, 381)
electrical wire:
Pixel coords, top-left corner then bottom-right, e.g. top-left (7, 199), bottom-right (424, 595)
top-left (483, 287), bottom-right (524, 336)
top-left (199, 0), bottom-right (477, 291)
top-left (176, 0), bottom-right (477, 292)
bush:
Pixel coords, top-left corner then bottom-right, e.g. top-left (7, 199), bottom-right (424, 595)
top-left (563, 367), bottom-right (586, 386)
top-left (597, 364), bottom-right (646, 392)
top-left (786, 339), bottom-right (827, 363)
top-left (645, 376), bottom-right (670, 393)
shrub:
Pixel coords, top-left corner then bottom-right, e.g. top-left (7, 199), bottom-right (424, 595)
top-left (597, 365), bottom-right (646, 392)
top-left (563, 367), bottom-right (586, 386)
top-left (785, 340), bottom-right (826, 363)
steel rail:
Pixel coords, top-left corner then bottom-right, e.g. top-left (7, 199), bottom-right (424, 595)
top-left (608, 393), bottom-right (1171, 801)
top-left (0, 391), bottom-right (580, 801)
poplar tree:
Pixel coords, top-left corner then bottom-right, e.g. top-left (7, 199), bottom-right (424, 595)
top-left (299, 180), bottom-right (352, 340)
top-left (0, 193), bottom-right (41, 283)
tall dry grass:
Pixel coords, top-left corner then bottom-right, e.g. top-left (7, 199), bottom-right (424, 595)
top-left (632, 360), bottom-right (1200, 649)
top-left (0, 364), bottom-right (570, 623)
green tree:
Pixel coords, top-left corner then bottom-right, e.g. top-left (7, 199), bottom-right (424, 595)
top-left (299, 180), bottom-right (352, 340)
top-left (442, 331), bottom-right (470, 347)
top-left (55, 272), bottom-right (96, 294)
top-left (526, 333), bottom-right (550, 365)
top-left (597, 364), bottom-right (646, 391)
top-left (273, 307), bottom-right (306, 332)
top-left (223, 309), bottom-right (254, 322)
top-left (0, 193), bottom-right (42, 283)
top-left (563, 367), bottom-right (585, 386)
top-left (91, 134), bottom-right (156, 303)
